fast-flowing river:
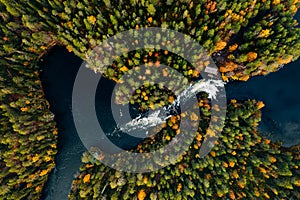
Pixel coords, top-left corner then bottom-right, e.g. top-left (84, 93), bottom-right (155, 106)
top-left (40, 12), bottom-right (299, 199)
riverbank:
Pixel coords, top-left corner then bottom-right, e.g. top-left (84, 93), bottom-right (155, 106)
top-left (40, 47), bottom-right (85, 200)
top-left (40, 46), bottom-right (142, 199)
top-left (40, 45), bottom-right (299, 199)
top-left (226, 56), bottom-right (300, 147)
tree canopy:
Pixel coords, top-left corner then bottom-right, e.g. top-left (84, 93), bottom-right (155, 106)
top-left (0, 0), bottom-right (299, 199)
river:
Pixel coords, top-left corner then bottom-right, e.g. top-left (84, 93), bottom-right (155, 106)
top-left (40, 17), bottom-right (299, 200)
top-left (40, 46), bottom-right (142, 199)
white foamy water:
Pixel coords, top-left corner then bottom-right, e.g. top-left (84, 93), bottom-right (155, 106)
top-left (118, 79), bottom-right (224, 134)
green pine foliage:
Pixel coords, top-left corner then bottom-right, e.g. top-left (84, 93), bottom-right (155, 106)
top-left (47, 0), bottom-right (300, 81)
top-left (0, 0), bottom-right (299, 199)
top-left (0, 2), bottom-right (58, 199)
top-left (69, 100), bottom-right (300, 199)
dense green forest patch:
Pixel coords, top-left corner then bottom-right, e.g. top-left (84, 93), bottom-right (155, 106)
top-left (70, 99), bottom-right (300, 199)
top-left (0, 0), bottom-right (299, 199)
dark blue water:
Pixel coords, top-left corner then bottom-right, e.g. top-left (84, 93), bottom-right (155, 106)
top-left (226, 58), bottom-right (300, 146)
top-left (226, 11), bottom-right (300, 147)
top-left (40, 10), bottom-right (299, 198)
top-left (40, 47), bottom-right (84, 200)
top-left (40, 47), bottom-right (142, 200)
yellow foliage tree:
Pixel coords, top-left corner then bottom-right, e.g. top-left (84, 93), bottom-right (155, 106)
top-left (21, 107), bottom-right (29, 112)
top-left (83, 174), bottom-right (91, 183)
top-left (40, 169), bottom-right (48, 176)
top-left (165, 135), bottom-right (171, 141)
top-left (32, 155), bottom-right (39, 163)
top-left (210, 151), bottom-right (216, 157)
top-left (177, 183), bottom-right (182, 192)
top-left (190, 112), bottom-right (199, 121)
top-left (229, 190), bottom-right (236, 200)
top-left (66, 45), bottom-right (73, 52)
top-left (120, 66), bottom-right (129, 72)
top-left (229, 44), bottom-right (238, 52)
top-left (239, 75), bottom-right (250, 81)
top-left (88, 16), bottom-right (96, 25)
top-left (215, 40), bottom-right (227, 51)
top-left (257, 101), bottom-right (265, 109)
top-left (219, 62), bottom-right (238, 73)
top-left (247, 52), bottom-right (258, 62)
top-left (258, 29), bottom-right (271, 38)
top-left (232, 170), bottom-right (239, 179)
top-left (138, 189), bottom-right (146, 200)
top-left (278, 55), bottom-right (293, 64)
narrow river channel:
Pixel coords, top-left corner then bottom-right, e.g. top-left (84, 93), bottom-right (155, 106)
top-left (40, 15), bottom-right (299, 198)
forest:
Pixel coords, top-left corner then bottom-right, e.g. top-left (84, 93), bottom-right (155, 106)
top-left (0, 0), bottom-right (299, 199)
